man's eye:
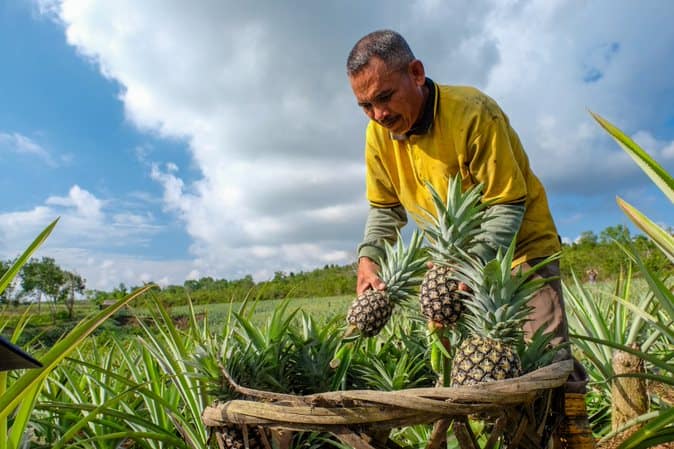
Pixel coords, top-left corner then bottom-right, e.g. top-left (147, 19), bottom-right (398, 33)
top-left (376, 93), bottom-right (393, 103)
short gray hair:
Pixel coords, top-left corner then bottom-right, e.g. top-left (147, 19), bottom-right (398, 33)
top-left (346, 30), bottom-right (415, 76)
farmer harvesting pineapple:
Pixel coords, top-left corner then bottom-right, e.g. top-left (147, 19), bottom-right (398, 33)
top-left (346, 29), bottom-right (592, 447)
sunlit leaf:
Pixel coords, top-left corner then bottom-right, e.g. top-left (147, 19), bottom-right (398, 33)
top-left (591, 111), bottom-right (674, 202)
top-left (617, 197), bottom-right (674, 263)
top-left (0, 218), bottom-right (58, 294)
top-left (0, 284), bottom-right (155, 422)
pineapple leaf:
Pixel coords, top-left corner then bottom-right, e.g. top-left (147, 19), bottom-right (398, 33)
top-left (413, 175), bottom-right (490, 262)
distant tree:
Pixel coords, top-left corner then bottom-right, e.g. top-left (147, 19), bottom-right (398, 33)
top-left (198, 277), bottom-right (215, 290)
top-left (86, 289), bottom-right (113, 305)
top-left (115, 283), bottom-right (128, 297)
top-left (576, 230), bottom-right (598, 246)
top-left (20, 257), bottom-right (86, 319)
top-left (599, 224), bottom-right (631, 244)
top-left (0, 259), bottom-right (18, 304)
top-left (632, 234), bottom-right (672, 275)
top-left (21, 257), bottom-right (65, 316)
top-left (162, 284), bottom-right (184, 295)
top-left (184, 279), bottom-right (200, 291)
top-left (58, 271), bottom-right (86, 319)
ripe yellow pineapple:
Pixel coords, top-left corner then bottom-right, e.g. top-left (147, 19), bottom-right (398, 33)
top-left (416, 175), bottom-right (490, 327)
top-left (450, 240), bottom-right (558, 385)
top-left (346, 230), bottom-right (427, 337)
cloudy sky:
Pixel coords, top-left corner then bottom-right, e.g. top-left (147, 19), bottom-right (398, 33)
top-left (1, 0), bottom-right (673, 291)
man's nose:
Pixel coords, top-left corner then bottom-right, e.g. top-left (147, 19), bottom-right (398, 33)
top-left (372, 104), bottom-right (389, 121)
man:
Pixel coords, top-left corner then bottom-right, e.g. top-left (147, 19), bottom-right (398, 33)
top-left (347, 29), bottom-right (592, 447)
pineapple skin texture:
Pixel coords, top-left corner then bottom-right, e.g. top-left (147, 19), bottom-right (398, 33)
top-left (347, 290), bottom-right (393, 337)
top-left (419, 265), bottom-right (465, 326)
top-left (450, 336), bottom-right (522, 386)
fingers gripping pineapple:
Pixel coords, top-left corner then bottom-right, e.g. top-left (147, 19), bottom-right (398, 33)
top-left (416, 175), bottom-right (490, 327)
top-left (346, 230), bottom-right (427, 337)
top-left (450, 240), bottom-right (558, 385)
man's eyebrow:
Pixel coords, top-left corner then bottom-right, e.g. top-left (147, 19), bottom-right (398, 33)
top-left (373, 89), bottom-right (394, 101)
top-left (358, 89), bottom-right (395, 106)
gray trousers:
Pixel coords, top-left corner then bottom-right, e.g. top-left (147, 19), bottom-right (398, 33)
top-left (516, 258), bottom-right (588, 394)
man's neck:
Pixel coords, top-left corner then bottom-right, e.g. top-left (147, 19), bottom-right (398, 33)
top-left (405, 78), bottom-right (435, 137)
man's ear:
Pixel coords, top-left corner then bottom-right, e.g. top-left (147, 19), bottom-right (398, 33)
top-left (408, 59), bottom-right (426, 86)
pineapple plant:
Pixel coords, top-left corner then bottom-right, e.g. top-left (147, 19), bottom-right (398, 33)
top-left (450, 240), bottom-right (559, 385)
top-left (416, 175), bottom-right (490, 327)
top-left (346, 229), bottom-right (427, 337)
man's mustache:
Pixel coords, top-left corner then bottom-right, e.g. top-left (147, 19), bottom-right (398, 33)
top-left (378, 115), bottom-right (399, 128)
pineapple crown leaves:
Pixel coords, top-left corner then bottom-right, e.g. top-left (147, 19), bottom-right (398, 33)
top-left (517, 326), bottom-right (568, 372)
top-left (376, 229), bottom-right (428, 302)
top-left (452, 239), bottom-right (561, 343)
top-left (413, 175), bottom-right (492, 262)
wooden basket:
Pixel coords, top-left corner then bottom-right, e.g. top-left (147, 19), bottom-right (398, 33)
top-left (202, 359), bottom-right (573, 449)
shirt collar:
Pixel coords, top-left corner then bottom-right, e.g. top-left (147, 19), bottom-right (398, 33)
top-left (391, 77), bottom-right (438, 141)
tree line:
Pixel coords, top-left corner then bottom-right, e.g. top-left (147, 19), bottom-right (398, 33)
top-left (1, 225), bottom-right (671, 310)
top-left (1, 256), bottom-right (85, 319)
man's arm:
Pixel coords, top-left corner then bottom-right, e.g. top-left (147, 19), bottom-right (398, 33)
top-left (470, 202), bottom-right (525, 263)
top-left (357, 204), bottom-right (408, 260)
top-left (356, 205), bottom-right (408, 294)
top-left (461, 93), bottom-right (528, 262)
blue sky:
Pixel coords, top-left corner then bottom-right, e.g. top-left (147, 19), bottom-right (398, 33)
top-left (1, 0), bottom-right (673, 291)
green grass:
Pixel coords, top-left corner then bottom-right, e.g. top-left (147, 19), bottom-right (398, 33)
top-left (162, 294), bottom-right (352, 327)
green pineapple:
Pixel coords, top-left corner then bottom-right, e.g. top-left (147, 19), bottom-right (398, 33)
top-left (346, 230), bottom-right (427, 337)
top-left (450, 240), bottom-right (558, 385)
top-left (416, 175), bottom-right (489, 327)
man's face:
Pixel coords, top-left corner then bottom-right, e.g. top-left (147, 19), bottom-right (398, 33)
top-left (349, 57), bottom-right (426, 135)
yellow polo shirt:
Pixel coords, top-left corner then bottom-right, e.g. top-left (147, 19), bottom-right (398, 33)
top-left (364, 83), bottom-right (561, 266)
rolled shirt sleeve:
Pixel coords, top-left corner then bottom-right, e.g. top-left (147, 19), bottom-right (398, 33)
top-left (357, 205), bottom-right (408, 262)
top-left (471, 202), bottom-right (525, 263)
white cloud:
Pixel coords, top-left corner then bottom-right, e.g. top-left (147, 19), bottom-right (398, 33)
top-left (632, 130), bottom-right (674, 161)
top-left (48, 248), bottom-right (193, 290)
top-left (0, 185), bottom-right (170, 289)
top-left (27, 0), bottom-right (674, 287)
top-left (0, 132), bottom-right (59, 166)
top-left (470, 0), bottom-right (674, 194)
top-left (46, 185), bottom-right (104, 220)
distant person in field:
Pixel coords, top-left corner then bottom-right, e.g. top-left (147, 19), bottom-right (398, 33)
top-left (346, 29), bottom-right (593, 447)
top-left (586, 267), bottom-right (598, 284)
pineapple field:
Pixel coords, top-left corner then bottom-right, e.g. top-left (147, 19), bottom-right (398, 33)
top-left (2, 273), bottom-right (670, 449)
top-left (1, 114), bottom-right (673, 448)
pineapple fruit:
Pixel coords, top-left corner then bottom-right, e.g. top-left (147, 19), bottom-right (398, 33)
top-left (450, 240), bottom-right (558, 385)
top-left (346, 229), bottom-right (427, 337)
top-left (416, 175), bottom-right (489, 327)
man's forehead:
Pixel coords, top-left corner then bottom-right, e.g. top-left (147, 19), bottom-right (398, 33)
top-left (350, 59), bottom-right (401, 98)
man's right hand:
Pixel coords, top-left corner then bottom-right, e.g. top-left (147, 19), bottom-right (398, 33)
top-left (356, 257), bottom-right (386, 295)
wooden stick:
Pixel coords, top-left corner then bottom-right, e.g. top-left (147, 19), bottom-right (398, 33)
top-left (270, 428), bottom-right (293, 449)
top-left (483, 415), bottom-right (506, 449)
top-left (214, 430), bottom-right (226, 449)
top-left (257, 426), bottom-right (273, 449)
top-left (426, 418), bottom-right (452, 449)
top-left (215, 360), bottom-right (573, 409)
top-left (341, 391), bottom-right (501, 414)
top-left (333, 427), bottom-right (379, 449)
top-left (508, 413), bottom-right (529, 448)
top-left (242, 424), bottom-right (250, 449)
top-left (453, 417), bottom-right (479, 449)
